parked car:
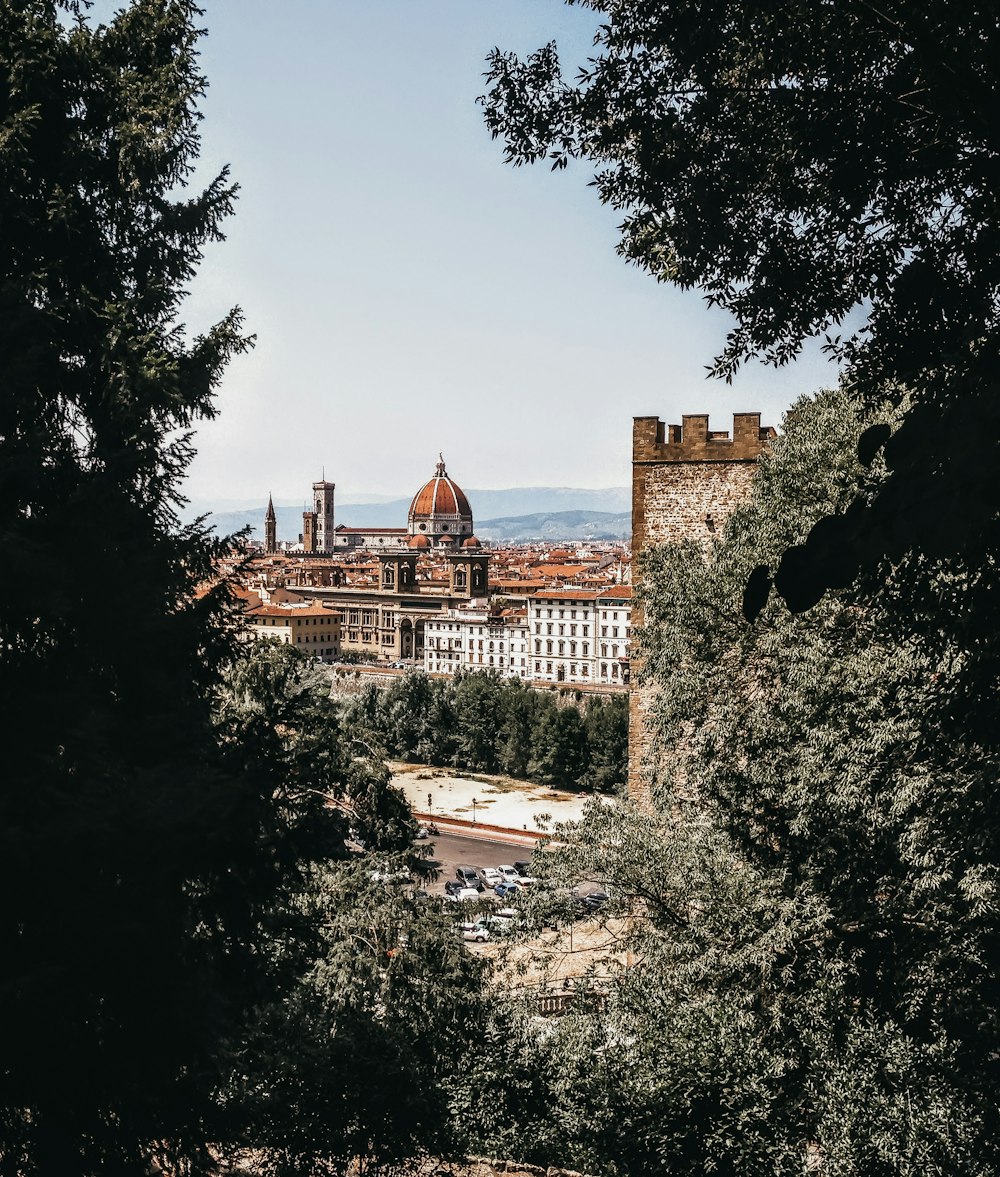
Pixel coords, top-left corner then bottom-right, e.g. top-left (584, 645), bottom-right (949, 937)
top-left (513, 860), bottom-right (533, 876)
top-left (455, 865), bottom-right (484, 890)
top-left (445, 887), bottom-right (483, 903)
top-left (478, 866), bottom-right (502, 886)
top-left (572, 883), bottom-right (609, 913)
top-left (443, 880), bottom-right (467, 897)
top-left (459, 922), bottom-right (490, 943)
top-left (500, 864), bottom-right (536, 886)
top-left (494, 881), bottom-right (521, 900)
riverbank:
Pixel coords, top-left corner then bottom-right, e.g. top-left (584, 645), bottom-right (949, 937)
top-left (391, 762), bottom-right (609, 835)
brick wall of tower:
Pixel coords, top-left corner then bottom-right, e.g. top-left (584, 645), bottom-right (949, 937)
top-left (628, 412), bottom-right (776, 805)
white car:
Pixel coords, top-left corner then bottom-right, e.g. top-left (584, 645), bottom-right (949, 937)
top-left (444, 887), bottom-right (481, 902)
top-left (459, 921), bottom-right (490, 943)
top-left (479, 867), bottom-right (502, 886)
top-left (499, 864), bottom-right (536, 886)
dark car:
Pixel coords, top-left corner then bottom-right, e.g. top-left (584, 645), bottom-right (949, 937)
top-left (514, 860), bottom-right (533, 876)
top-left (574, 890), bottom-right (609, 914)
top-left (444, 880), bottom-right (467, 897)
top-left (572, 882), bottom-right (609, 912)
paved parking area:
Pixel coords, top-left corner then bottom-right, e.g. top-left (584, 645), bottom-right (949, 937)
top-left (417, 829), bottom-right (537, 896)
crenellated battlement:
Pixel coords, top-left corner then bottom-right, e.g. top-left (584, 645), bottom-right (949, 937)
top-left (633, 412), bottom-right (777, 463)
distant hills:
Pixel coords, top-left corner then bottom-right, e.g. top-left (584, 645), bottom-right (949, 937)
top-left (477, 510), bottom-right (631, 542)
top-left (190, 486), bottom-right (632, 544)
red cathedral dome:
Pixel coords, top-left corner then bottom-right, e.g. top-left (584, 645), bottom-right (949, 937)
top-left (407, 455), bottom-right (473, 544)
top-left (408, 456), bottom-right (471, 519)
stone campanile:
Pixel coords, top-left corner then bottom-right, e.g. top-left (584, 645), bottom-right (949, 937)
top-left (312, 479), bottom-right (336, 553)
top-left (628, 412), bottom-right (776, 803)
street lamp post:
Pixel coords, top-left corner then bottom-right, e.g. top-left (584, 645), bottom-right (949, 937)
top-left (472, 797), bottom-right (477, 823)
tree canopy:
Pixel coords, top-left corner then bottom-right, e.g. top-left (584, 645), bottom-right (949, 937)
top-left (0, 2), bottom-right (261, 1168)
top-left (466, 388), bottom-right (1000, 1174)
top-left (481, 1), bottom-right (1000, 608)
top-left (345, 669), bottom-right (629, 793)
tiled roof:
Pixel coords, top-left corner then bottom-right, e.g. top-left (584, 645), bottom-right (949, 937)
top-left (597, 585), bottom-right (633, 599)
top-left (529, 588), bottom-right (601, 601)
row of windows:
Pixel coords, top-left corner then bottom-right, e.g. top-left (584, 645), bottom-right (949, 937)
top-left (533, 623), bottom-right (591, 638)
top-left (533, 661), bottom-right (591, 677)
top-left (258, 617), bottom-right (335, 628)
top-left (531, 607), bottom-right (591, 621)
top-left (534, 640), bottom-right (590, 656)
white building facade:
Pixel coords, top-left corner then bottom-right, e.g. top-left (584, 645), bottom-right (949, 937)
top-left (596, 586), bottom-right (632, 684)
top-left (527, 587), bottom-right (631, 685)
top-left (423, 606), bottom-right (530, 678)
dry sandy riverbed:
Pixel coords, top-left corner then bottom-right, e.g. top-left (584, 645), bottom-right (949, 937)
top-left (391, 763), bottom-right (602, 833)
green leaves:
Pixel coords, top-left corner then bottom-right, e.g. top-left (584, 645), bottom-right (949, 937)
top-left (346, 669), bottom-right (629, 793)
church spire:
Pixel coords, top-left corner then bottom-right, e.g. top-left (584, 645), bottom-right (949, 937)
top-left (264, 494), bottom-right (277, 553)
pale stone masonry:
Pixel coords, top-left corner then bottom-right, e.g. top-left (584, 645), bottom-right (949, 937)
top-left (628, 412), bottom-right (776, 802)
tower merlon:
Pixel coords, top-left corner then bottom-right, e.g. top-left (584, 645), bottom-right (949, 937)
top-left (633, 411), bottom-right (777, 463)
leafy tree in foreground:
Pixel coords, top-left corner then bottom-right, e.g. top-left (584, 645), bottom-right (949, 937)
top-left (481, 0), bottom-right (1000, 610)
top-left (222, 864), bottom-right (486, 1177)
top-left (472, 389), bottom-right (1000, 1175)
top-left (213, 642), bottom-right (477, 1174)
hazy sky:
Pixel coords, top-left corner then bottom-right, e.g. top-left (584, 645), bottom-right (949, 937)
top-left (96, 1), bottom-right (840, 505)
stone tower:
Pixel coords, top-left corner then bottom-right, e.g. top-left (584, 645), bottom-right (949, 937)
top-left (629, 412), bottom-right (776, 803)
top-left (312, 478), bottom-right (335, 553)
top-left (264, 494), bottom-right (277, 554)
top-left (447, 536), bottom-right (489, 598)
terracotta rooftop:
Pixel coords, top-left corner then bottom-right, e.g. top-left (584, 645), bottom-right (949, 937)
top-left (247, 604), bottom-right (339, 618)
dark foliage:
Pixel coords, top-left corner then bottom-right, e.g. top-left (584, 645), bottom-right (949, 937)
top-left (346, 670), bottom-right (628, 794)
top-left (480, 0), bottom-right (1000, 608)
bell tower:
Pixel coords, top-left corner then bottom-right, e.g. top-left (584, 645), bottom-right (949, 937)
top-left (448, 548), bottom-right (489, 598)
top-left (378, 551), bottom-right (419, 594)
top-left (264, 494), bottom-right (277, 554)
top-left (312, 478), bottom-right (335, 553)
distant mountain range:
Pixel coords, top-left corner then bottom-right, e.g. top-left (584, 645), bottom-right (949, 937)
top-left (190, 486), bottom-right (632, 544)
top-left (477, 511), bottom-right (631, 542)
